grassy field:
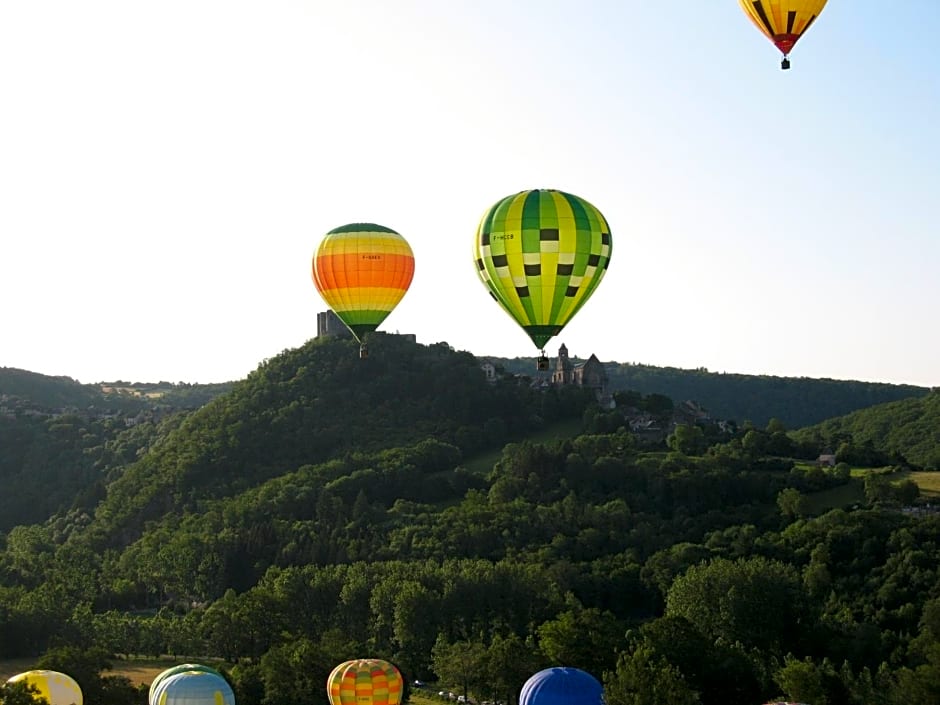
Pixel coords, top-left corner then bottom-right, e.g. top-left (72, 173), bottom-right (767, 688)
top-left (462, 417), bottom-right (584, 475)
top-left (0, 657), bottom-right (214, 687)
top-left (800, 469), bottom-right (940, 515)
top-left (801, 479), bottom-right (866, 515)
top-left (895, 470), bottom-right (940, 497)
top-left (848, 468), bottom-right (940, 497)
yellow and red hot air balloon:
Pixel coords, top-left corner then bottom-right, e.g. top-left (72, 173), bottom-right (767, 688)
top-left (327, 658), bottom-right (403, 705)
top-left (312, 223), bottom-right (415, 358)
top-left (738, 0), bottom-right (828, 69)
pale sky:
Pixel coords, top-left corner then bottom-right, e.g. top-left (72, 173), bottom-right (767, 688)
top-left (2, 1), bottom-right (939, 387)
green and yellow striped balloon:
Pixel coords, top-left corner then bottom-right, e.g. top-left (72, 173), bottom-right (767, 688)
top-left (473, 189), bottom-right (612, 350)
top-left (327, 659), bottom-right (403, 705)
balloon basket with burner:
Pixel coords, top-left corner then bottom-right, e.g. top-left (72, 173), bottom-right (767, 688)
top-left (536, 352), bottom-right (549, 371)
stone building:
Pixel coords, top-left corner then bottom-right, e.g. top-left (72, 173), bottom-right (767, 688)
top-left (316, 310), bottom-right (354, 339)
top-left (550, 344), bottom-right (612, 406)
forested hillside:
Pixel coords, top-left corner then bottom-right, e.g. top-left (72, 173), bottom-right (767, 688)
top-left (0, 367), bottom-right (233, 413)
top-left (1, 337), bottom-right (939, 705)
top-left (0, 369), bottom-right (233, 531)
top-left (792, 390), bottom-right (940, 469)
top-left (494, 355), bottom-right (928, 428)
top-left (0, 367), bottom-right (112, 410)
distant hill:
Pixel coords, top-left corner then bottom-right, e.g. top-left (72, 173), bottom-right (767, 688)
top-left (791, 389), bottom-right (940, 469)
top-left (0, 367), bottom-right (119, 411)
top-left (491, 356), bottom-right (928, 428)
top-left (0, 366), bottom-right (234, 414)
top-left (0, 367), bottom-right (234, 531)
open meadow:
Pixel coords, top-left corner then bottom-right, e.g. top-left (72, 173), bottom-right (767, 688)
top-left (0, 658), bottom-right (198, 688)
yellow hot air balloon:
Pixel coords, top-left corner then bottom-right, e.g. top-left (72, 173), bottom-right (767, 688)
top-left (327, 659), bottom-right (403, 705)
top-left (738, 0), bottom-right (828, 69)
top-left (6, 670), bottom-right (83, 705)
top-left (312, 223), bottom-right (415, 358)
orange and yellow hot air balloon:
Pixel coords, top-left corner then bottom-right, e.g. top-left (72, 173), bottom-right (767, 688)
top-left (738, 0), bottom-right (828, 69)
top-left (312, 223), bottom-right (415, 357)
top-left (327, 659), bottom-right (403, 705)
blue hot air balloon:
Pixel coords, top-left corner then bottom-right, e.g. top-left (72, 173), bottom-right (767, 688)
top-left (519, 667), bottom-right (604, 705)
top-left (149, 665), bottom-right (223, 705)
top-left (150, 670), bottom-right (235, 705)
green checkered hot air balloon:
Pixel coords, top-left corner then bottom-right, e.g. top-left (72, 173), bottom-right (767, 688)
top-left (473, 189), bottom-right (612, 364)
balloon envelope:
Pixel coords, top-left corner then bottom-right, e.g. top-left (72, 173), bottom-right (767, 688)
top-left (473, 189), bottom-right (612, 351)
top-left (151, 671), bottom-right (235, 705)
top-left (6, 670), bottom-right (83, 705)
top-left (149, 664), bottom-right (223, 705)
top-left (519, 667), bottom-right (604, 705)
top-left (327, 658), bottom-right (403, 705)
top-left (312, 223), bottom-right (415, 344)
top-left (738, 0), bottom-right (827, 58)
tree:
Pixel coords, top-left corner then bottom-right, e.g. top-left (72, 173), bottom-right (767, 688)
top-left (603, 643), bottom-right (700, 705)
top-left (741, 429), bottom-right (768, 457)
top-left (483, 634), bottom-right (544, 705)
top-left (390, 580), bottom-right (441, 677)
top-left (637, 616), bottom-right (762, 705)
top-left (431, 636), bottom-right (487, 700)
top-left (0, 681), bottom-right (46, 705)
top-left (640, 543), bottom-right (711, 600)
top-left (667, 425), bottom-right (706, 456)
top-left (863, 473), bottom-right (894, 506)
top-left (536, 603), bottom-right (624, 677)
top-left (830, 462), bottom-right (852, 482)
top-left (772, 655), bottom-right (829, 705)
top-left (777, 488), bottom-right (807, 519)
top-left (664, 556), bottom-right (812, 655)
top-left (896, 479), bottom-right (920, 506)
top-left (258, 637), bottom-right (332, 705)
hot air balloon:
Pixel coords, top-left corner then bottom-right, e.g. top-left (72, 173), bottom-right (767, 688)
top-left (738, 0), bottom-right (828, 69)
top-left (519, 667), bottom-right (604, 705)
top-left (149, 664), bottom-right (223, 705)
top-left (150, 670), bottom-right (235, 705)
top-left (327, 658), bottom-right (403, 705)
top-left (6, 670), bottom-right (83, 705)
top-left (312, 223), bottom-right (415, 358)
top-left (473, 189), bottom-right (612, 370)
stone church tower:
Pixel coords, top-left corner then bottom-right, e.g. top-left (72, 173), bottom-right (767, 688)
top-left (552, 343), bottom-right (575, 385)
top-left (550, 343), bottom-right (612, 406)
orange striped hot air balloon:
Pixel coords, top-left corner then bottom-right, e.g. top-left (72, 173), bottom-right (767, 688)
top-left (312, 223), bottom-right (415, 357)
top-left (327, 659), bottom-right (403, 705)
